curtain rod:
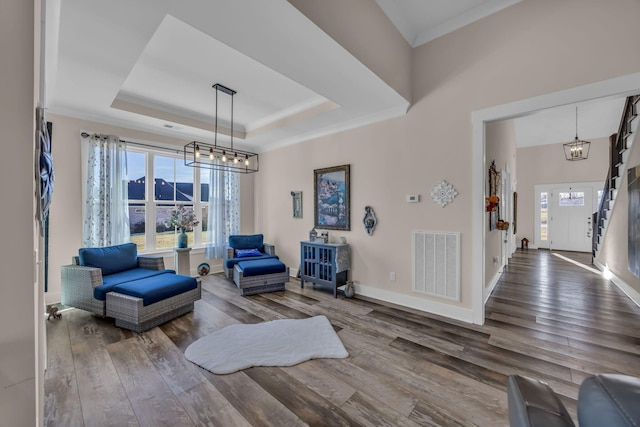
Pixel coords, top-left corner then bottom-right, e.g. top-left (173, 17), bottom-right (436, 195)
top-left (80, 132), bottom-right (183, 155)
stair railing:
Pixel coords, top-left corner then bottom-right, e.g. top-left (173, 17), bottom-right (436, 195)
top-left (592, 95), bottom-right (640, 257)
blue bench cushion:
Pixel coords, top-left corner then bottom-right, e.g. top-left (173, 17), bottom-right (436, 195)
top-left (225, 254), bottom-right (278, 270)
top-left (94, 268), bottom-right (175, 301)
top-left (79, 243), bottom-right (138, 276)
top-left (237, 258), bottom-right (286, 277)
top-left (112, 273), bottom-right (198, 306)
top-left (229, 234), bottom-right (264, 251)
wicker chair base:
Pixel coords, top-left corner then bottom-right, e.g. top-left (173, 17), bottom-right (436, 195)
top-left (233, 265), bottom-right (289, 296)
top-left (106, 280), bottom-right (201, 332)
top-left (239, 283), bottom-right (285, 296)
top-left (114, 303), bottom-right (194, 333)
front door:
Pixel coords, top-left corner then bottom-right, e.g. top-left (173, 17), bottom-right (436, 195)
top-left (549, 186), bottom-right (593, 252)
top-left (534, 182), bottom-right (601, 252)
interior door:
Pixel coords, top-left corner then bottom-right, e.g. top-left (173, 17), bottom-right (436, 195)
top-left (549, 187), bottom-right (593, 252)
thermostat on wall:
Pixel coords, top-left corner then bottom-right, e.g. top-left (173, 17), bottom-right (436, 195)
top-left (406, 194), bottom-right (420, 203)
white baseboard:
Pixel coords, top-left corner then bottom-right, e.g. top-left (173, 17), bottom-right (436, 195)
top-left (484, 268), bottom-right (503, 304)
top-left (593, 259), bottom-right (640, 308)
top-left (353, 283), bottom-right (474, 324)
top-left (289, 267), bottom-right (299, 278)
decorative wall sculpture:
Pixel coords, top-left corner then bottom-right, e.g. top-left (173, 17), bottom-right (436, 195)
top-left (430, 180), bottom-right (458, 207)
top-left (363, 206), bottom-right (377, 235)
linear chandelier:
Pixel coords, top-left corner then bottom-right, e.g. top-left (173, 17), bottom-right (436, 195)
top-left (563, 106), bottom-right (591, 161)
top-left (185, 83), bottom-right (259, 173)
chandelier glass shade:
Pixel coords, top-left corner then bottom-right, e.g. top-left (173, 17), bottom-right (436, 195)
top-left (563, 106), bottom-right (590, 161)
top-left (184, 83), bottom-right (259, 173)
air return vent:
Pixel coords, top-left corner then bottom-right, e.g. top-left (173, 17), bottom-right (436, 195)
top-left (412, 230), bottom-right (460, 301)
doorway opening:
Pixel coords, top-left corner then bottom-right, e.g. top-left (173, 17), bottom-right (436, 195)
top-left (472, 72), bottom-right (640, 325)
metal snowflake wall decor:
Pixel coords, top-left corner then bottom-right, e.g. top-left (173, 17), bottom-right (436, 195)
top-left (430, 181), bottom-right (458, 207)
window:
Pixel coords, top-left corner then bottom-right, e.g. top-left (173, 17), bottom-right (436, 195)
top-left (127, 151), bottom-right (147, 251)
top-left (558, 191), bottom-right (584, 206)
top-left (125, 147), bottom-right (229, 253)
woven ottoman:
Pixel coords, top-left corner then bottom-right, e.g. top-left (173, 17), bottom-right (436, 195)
top-left (233, 258), bottom-right (289, 296)
top-left (106, 273), bottom-right (201, 332)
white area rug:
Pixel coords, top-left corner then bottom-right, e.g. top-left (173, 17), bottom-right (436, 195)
top-left (184, 315), bottom-right (348, 374)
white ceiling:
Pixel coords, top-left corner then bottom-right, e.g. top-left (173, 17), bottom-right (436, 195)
top-left (44, 0), bottom-right (625, 153)
top-left (513, 97), bottom-right (627, 148)
top-left (45, 0), bottom-right (408, 153)
top-left (375, 0), bottom-right (522, 48)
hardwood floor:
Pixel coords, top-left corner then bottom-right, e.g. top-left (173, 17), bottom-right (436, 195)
top-left (44, 249), bottom-right (640, 426)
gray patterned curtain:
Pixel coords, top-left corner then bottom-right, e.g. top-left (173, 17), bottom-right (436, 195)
top-left (205, 163), bottom-right (240, 259)
top-left (82, 134), bottom-right (130, 247)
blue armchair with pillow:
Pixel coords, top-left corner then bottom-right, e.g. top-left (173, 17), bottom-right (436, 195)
top-left (223, 234), bottom-right (278, 279)
top-left (61, 242), bottom-right (171, 316)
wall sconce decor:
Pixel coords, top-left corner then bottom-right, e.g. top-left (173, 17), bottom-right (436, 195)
top-left (291, 191), bottom-right (302, 218)
top-left (363, 206), bottom-right (377, 235)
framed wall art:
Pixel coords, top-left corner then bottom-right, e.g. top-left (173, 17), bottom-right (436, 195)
top-left (314, 164), bottom-right (350, 230)
top-left (291, 191), bottom-right (302, 218)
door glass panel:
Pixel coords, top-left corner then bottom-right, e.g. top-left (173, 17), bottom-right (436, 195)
top-left (540, 192), bottom-right (548, 241)
top-left (558, 192), bottom-right (584, 206)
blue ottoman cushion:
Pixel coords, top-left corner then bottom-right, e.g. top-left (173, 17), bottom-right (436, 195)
top-left (238, 258), bottom-right (286, 277)
top-left (112, 273), bottom-right (198, 306)
top-left (224, 254), bottom-right (278, 270)
top-left (93, 268), bottom-right (176, 301)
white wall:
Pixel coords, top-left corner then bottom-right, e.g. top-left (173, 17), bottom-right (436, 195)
top-left (255, 0), bottom-right (640, 322)
top-left (0, 0), bottom-right (39, 424)
top-left (46, 113), bottom-right (255, 304)
top-left (288, 0), bottom-right (412, 102)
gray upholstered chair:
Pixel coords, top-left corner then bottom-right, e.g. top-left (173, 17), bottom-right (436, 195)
top-left (507, 374), bottom-right (640, 427)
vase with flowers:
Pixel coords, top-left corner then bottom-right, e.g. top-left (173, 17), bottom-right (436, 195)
top-left (166, 205), bottom-right (200, 248)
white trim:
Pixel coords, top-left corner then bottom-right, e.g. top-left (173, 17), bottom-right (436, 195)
top-left (289, 267), bottom-right (299, 278)
top-left (472, 109), bottom-right (485, 324)
top-left (472, 72), bottom-right (640, 326)
top-left (593, 258), bottom-right (640, 309)
top-left (484, 269), bottom-right (503, 304)
top-left (353, 283), bottom-right (474, 324)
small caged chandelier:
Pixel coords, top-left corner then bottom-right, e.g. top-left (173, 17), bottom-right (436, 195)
top-left (563, 106), bottom-right (591, 161)
top-left (184, 83), bottom-right (259, 173)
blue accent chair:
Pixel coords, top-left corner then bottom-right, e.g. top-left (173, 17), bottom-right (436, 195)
top-left (223, 234), bottom-right (278, 279)
top-left (61, 243), bottom-right (201, 332)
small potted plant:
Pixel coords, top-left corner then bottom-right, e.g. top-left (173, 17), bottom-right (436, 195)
top-left (166, 205), bottom-right (199, 248)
